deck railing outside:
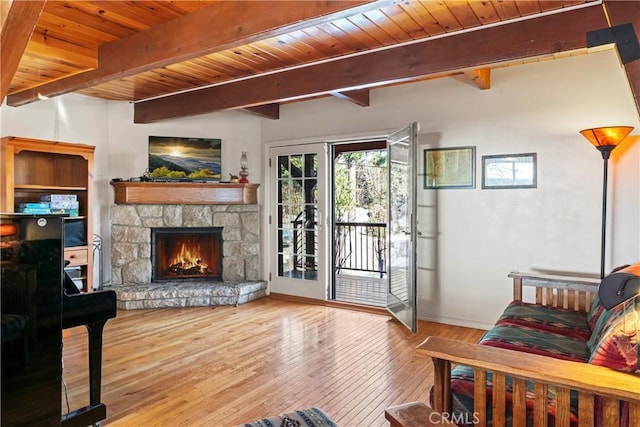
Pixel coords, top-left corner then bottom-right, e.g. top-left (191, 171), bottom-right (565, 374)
top-left (334, 222), bottom-right (386, 277)
top-left (288, 216), bottom-right (387, 278)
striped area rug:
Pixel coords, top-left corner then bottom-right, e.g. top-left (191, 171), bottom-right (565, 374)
top-left (240, 407), bottom-right (337, 427)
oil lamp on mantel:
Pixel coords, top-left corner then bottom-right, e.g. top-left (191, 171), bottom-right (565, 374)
top-left (239, 151), bottom-right (249, 183)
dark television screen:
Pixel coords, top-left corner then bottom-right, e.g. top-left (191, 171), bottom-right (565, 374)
top-left (148, 136), bottom-right (222, 181)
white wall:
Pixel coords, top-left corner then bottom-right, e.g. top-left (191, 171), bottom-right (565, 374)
top-left (105, 103), bottom-right (263, 188)
top-left (262, 49), bottom-right (640, 328)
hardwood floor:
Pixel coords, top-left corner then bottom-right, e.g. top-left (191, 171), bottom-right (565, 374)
top-left (334, 273), bottom-right (386, 307)
top-left (61, 297), bottom-right (485, 426)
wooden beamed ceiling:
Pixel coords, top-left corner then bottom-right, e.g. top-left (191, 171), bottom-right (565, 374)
top-left (1, 1), bottom-right (639, 122)
top-left (134, 5), bottom-right (609, 123)
top-left (5, 0), bottom-right (379, 104)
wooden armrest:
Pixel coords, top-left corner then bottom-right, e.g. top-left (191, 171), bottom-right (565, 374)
top-left (417, 336), bottom-right (640, 401)
top-left (385, 402), bottom-right (455, 427)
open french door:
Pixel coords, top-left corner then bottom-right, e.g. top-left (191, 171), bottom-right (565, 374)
top-left (386, 123), bottom-right (419, 333)
top-left (269, 144), bottom-right (328, 300)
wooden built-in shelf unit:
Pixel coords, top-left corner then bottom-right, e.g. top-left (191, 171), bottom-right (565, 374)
top-left (1, 136), bottom-right (95, 292)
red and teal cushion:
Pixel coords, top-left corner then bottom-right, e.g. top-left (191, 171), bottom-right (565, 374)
top-left (478, 324), bottom-right (590, 362)
top-left (496, 301), bottom-right (591, 341)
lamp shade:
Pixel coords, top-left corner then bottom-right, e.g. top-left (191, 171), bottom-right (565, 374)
top-left (579, 126), bottom-right (633, 148)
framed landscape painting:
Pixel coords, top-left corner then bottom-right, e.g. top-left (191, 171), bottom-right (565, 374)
top-left (148, 136), bottom-right (222, 181)
top-left (423, 146), bottom-right (475, 189)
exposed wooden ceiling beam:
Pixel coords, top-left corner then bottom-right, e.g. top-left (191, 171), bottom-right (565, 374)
top-left (7, 0), bottom-right (385, 106)
top-left (332, 88), bottom-right (370, 107)
top-left (463, 68), bottom-right (491, 90)
top-left (0, 0), bottom-right (45, 102)
top-left (241, 103), bottom-right (280, 120)
top-left (134, 5), bottom-right (608, 123)
top-left (604, 0), bottom-right (640, 119)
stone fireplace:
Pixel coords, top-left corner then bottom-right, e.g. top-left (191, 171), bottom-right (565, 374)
top-left (109, 200), bottom-right (266, 309)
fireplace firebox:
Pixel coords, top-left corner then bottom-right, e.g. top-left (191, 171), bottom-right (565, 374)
top-left (151, 227), bottom-right (223, 282)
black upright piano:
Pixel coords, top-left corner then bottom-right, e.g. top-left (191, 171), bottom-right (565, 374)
top-left (1, 214), bottom-right (116, 426)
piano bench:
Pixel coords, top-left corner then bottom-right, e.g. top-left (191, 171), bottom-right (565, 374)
top-left (1, 313), bottom-right (29, 368)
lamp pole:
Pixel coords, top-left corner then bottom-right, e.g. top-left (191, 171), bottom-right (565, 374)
top-left (597, 146), bottom-right (615, 279)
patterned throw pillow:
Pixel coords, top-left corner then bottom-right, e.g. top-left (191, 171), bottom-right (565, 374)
top-left (588, 298), bottom-right (639, 373)
top-left (586, 298), bottom-right (627, 353)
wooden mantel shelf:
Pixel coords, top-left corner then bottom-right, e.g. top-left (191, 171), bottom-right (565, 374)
top-left (111, 181), bottom-right (259, 205)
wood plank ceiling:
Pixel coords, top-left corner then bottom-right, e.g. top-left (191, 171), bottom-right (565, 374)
top-left (1, 0), bottom-right (638, 123)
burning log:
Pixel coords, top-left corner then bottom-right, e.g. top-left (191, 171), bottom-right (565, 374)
top-left (166, 261), bottom-right (211, 276)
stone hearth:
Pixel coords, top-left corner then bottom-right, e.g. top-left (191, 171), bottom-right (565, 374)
top-left (109, 203), bottom-right (265, 309)
top-left (114, 281), bottom-right (267, 310)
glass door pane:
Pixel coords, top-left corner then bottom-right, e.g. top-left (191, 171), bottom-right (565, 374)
top-left (386, 123), bottom-right (418, 333)
top-left (270, 144), bottom-right (327, 300)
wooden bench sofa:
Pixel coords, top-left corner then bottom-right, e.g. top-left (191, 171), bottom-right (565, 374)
top-left (388, 271), bottom-right (640, 427)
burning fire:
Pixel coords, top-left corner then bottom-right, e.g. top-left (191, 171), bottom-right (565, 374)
top-left (166, 241), bottom-right (211, 276)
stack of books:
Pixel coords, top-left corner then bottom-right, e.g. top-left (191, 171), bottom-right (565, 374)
top-left (17, 202), bottom-right (52, 214)
top-left (17, 194), bottom-right (80, 216)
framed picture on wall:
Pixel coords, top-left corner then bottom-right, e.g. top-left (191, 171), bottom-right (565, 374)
top-left (481, 153), bottom-right (537, 189)
top-left (423, 146), bottom-right (475, 189)
top-left (148, 136), bottom-right (222, 182)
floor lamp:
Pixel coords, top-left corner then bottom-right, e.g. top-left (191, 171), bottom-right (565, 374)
top-left (579, 126), bottom-right (634, 279)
